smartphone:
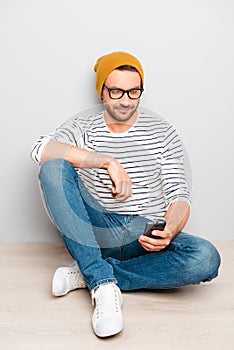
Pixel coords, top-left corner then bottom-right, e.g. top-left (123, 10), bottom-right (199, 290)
top-left (143, 219), bottom-right (166, 239)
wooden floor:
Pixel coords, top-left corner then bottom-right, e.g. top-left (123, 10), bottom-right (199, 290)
top-left (0, 241), bottom-right (233, 350)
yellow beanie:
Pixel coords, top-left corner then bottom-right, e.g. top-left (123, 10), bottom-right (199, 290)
top-left (94, 51), bottom-right (144, 99)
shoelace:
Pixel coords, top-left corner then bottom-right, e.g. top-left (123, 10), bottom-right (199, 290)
top-left (65, 267), bottom-right (85, 288)
top-left (91, 284), bottom-right (121, 316)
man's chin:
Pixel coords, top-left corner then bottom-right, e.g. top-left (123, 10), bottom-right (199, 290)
top-left (113, 114), bottom-right (133, 123)
top-left (104, 103), bottom-right (138, 123)
top-left (114, 109), bottom-right (135, 121)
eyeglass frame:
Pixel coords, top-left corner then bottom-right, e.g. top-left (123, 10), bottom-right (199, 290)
top-left (103, 85), bottom-right (144, 100)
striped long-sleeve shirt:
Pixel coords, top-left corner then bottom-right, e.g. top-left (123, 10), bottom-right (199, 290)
top-left (31, 107), bottom-right (191, 221)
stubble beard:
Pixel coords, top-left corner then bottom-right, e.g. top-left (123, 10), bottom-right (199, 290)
top-left (104, 101), bottom-right (140, 125)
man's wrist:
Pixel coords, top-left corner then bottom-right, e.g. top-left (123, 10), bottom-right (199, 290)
top-left (102, 157), bottom-right (117, 169)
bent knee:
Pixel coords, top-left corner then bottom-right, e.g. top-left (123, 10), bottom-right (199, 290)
top-left (176, 234), bottom-right (221, 284)
top-left (39, 158), bottom-right (72, 184)
top-left (195, 238), bottom-right (221, 281)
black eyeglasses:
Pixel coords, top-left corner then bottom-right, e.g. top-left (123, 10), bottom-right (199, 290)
top-left (103, 85), bottom-right (144, 100)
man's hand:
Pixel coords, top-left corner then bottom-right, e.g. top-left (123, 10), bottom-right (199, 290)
top-left (138, 229), bottom-right (173, 252)
top-left (41, 142), bottom-right (132, 201)
top-left (138, 200), bottom-right (190, 251)
top-left (106, 159), bottom-right (132, 201)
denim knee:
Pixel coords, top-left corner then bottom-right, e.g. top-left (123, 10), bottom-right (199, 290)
top-left (172, 234), bottom-right (221, 284)
top-left (39, 158), bottom-right (75, 186)
top-left (198, 239), bottom-right (221, 281)
top-left (185, 236), bottom-right (221, 283)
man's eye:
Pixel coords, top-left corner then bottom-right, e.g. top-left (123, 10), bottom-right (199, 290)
top-left (129, 89), bottom-right (139, 95)
top-left (111, 89), bottom-right (122, 95)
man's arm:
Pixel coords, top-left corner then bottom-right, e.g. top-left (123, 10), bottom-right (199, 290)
top-left (41, 141), bottom-right (114, 168)
top-left (139, 123), bottom-right (191, 251)
top-left (138, 200), bottom-right (190, 251)
top-left (164, 200), bottom-right (190, 237)
top-left (41, 141), bottom-right (132, 201)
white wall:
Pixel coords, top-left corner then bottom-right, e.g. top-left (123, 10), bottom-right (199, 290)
top-left (1, 0), bottom-right (233, 242)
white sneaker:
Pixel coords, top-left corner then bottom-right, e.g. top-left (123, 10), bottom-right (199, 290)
top-left (91, 283), bottom-right (124, 337)
top-left (52, 261), bottom-right (86, 296)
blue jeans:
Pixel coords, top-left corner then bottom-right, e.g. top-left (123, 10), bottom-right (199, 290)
top-left (38, 159), bottom-right (221, 292)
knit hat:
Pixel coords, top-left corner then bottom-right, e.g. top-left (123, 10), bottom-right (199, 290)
top-left (94, 51), bottom-right (144, 99)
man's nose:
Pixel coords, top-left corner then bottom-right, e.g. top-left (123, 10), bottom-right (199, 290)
top-left (119, 92), bottom-right (131, 104)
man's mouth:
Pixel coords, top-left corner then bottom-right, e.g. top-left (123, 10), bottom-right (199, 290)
top-left (117, 107), bottom-right (130, 114)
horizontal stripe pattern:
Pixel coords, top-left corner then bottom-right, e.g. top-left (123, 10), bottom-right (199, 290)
top-left (31, 110), bottom-right (190, 220)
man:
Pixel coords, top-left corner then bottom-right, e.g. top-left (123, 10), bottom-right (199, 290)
top-left (31, 51), bottom-right (221, 338)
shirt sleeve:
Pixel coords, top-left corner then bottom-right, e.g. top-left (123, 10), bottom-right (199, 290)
top-left (160, 125), bottom-right (191, 208)
top-left (30, 114), bottom-right (85, 164)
